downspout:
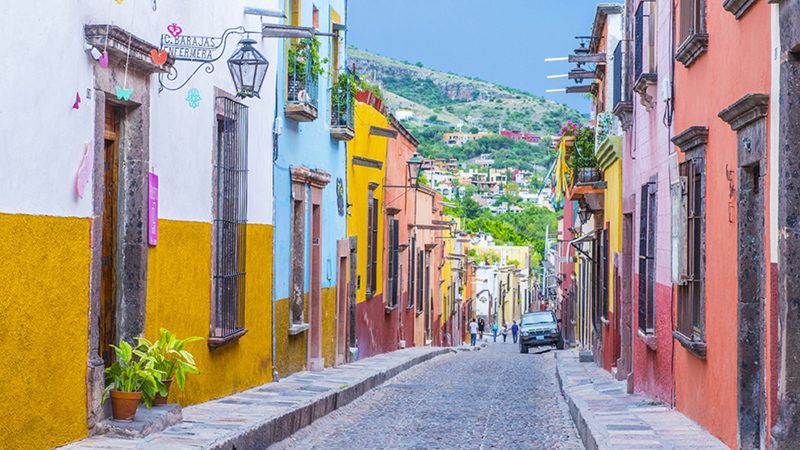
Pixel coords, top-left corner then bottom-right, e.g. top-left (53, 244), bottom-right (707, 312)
top-left (271, 5), bottom-right (287, 383)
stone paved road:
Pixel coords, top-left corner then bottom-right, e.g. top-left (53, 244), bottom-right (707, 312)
top-left (268, 341), bottom-right (584, 450)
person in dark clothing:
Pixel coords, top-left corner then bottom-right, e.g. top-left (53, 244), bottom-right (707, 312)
top-left (511, 321), bottom-right (519, 343)
top-left (477, 319), bottom-right (485, 340)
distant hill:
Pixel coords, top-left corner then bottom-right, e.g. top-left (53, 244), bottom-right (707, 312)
top-left (348, 46), bottom-right (586, 135)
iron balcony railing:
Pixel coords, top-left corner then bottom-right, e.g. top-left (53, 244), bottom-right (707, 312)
top-left (287, 38), bottom-right (319, 109)
top-left (330, 72), bottom-right (354, 130)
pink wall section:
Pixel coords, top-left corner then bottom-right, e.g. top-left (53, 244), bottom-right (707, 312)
top-left (670, 1), bottom-right (772, 446)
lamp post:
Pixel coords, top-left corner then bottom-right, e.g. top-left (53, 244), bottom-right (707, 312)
top-left (407, 152), bottom-right (425, 188)
top-left (227, 37), bottom-right (270, 98)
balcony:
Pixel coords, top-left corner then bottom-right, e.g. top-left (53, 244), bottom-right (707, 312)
top-left (285, 39), bottom-right (319, 122)
top-left (329, 73), bottom-right (355, 141)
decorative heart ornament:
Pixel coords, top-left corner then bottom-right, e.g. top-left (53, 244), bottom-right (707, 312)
top-left (73, 92), bottom-right (81, 109)
top-left (167, 23), bottom-right (182, 38)
top-left (150, 49), bottom-right (168, 65)
top-left (99, 51), bottom-right (109, 68)
top-left (115, 86), bottom-right (133, 101)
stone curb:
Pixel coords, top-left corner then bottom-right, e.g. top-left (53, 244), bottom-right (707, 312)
top-left (555, 353), bottom-right (602, 450)
top-left (216, 348), bottom-right (453, 450)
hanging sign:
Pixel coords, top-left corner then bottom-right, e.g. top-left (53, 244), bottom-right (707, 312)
top-left (161, 34), bottom-right (220, 61)
top-left (148, 173), bottom-right (159, 245)
top-left (336, 178), bottom-right (345, 216)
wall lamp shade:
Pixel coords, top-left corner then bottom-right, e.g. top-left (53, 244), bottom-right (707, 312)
top-left (227, 38), bottom-right (269, 99)
top-left (577, 208), bottom-right (593, 224)
top-left (407, 152), bottom-right (425, 187)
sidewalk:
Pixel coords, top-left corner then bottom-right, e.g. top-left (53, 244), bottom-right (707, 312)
top-left (556, 349), bottom-right (729, 450)
top-left (61, 347), bottom-right (451, 450)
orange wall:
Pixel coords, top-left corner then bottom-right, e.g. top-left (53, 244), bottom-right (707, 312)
top-left (671, 1), bottom-right (771, 447)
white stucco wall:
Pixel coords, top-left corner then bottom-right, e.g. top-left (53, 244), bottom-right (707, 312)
top-left (0, 0), bottom-right (278, 225)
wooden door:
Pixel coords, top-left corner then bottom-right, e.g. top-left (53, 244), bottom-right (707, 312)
top-left (100, 103), bottom-right (121, 367)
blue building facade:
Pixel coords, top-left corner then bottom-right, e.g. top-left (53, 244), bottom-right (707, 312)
top-left (273, 0), bottom-right (350, 376)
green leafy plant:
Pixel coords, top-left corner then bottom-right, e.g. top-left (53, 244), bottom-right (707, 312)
top-left (287, 38), bottom-right (329, 81)
top-left (103, 340), bottom-right (166, 409)
top-left (136, 328), bottom-right (202, 391)
top-left (558, 121), bottom-right (597, 172)
top-left (331, 72), bottom-right (357, 120)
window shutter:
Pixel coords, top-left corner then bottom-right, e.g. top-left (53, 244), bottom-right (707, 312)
top-left (638, 184), bottom-right (649, 332)
top-left (366, 198), bottom-right (373, 293)
top-left (671, 162), bottom-right (689, 284)
top-left (409, 237), bottom-right (416, 308)
top-left (392, 219), bottom-right (399, 307)
top-left (634, 4), bottom-right (644, 80)
top-left (371, 199), bottom-right (379, 293)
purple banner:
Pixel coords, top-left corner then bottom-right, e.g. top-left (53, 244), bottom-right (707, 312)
top-left (148, 173), bottom-right (158, 246)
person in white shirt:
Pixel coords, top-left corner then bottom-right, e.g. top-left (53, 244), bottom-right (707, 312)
top-left (468, 319), bottom-right (479, 346)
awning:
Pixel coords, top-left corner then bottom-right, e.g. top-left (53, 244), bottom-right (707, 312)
top-left (568, 229), bottom-right (599, 263)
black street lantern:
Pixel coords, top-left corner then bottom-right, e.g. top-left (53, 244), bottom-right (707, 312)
top-left (407, 152), bottom-right (425, 187)
top-left (227, 38), bottom-right (269, 98)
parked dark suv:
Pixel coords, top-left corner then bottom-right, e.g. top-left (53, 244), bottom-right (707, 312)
top-left (519, 310), bottom-right (563, 353)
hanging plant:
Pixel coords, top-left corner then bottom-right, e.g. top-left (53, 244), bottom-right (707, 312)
top-left (558, 121), bottom-right (597, 173)
top-left (287, 37), bottom-right (329, 82)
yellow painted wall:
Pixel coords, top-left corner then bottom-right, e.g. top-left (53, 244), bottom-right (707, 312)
top-left (0, 214), bottom-right (90, 450)
top-left (604, 159), bottom-right (622, 313)
top-left (274, 285), bottom-right (337, 376)
top-left (349, 102), bottom-right (389, 305)
top-left (441, 224), bottom-right (454, 323)
top-left (145, 220), bottom-right (274, 405)
top-left (275, 295), bottom-right (307, 377)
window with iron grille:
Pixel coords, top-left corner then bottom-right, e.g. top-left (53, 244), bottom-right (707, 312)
top-left (638, 180), bottom-right (656, 334)
top-left (387, 217), bottom-right (399, 308)
top-left (679, 0), bottom-right (705, 46)
top-left (634, 3), bottom-right (644, 80)
top-left (613, 43), bottom-right (623, 108)
top-left (213, 96), bottom-right (248, 337)
top-left (601, 228), bottom-right (609, 319)
top-left (417, 249), bottom-right (424, 313)
top-left (366, 188), bottom-right (379, 297)
top-left (677, 158), bottom-right (704, 340)
top-left (408, 236), bottom-right (416, 308)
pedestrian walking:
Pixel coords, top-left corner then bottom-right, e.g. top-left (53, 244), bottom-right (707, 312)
top-left (502, 322), bottom-right (508, 342)
top-left (491, 321), bottom-right (499, 342)
top-left (478, 318), bottom-right (485, 340)
top-left (511, 321), bottom-right (519, 344)
top-left (468, 319), bottom-right (479, 346)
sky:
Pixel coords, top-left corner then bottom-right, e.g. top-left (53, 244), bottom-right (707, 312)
top-left (347, 0), bottom-right (603, 114)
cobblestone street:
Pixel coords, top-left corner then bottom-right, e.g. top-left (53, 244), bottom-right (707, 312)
top-left (268, 341), bottom-right (584, 450)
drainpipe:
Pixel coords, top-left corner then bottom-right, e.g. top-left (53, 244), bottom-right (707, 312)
top-left (270, 5), bottom-right (287, 383)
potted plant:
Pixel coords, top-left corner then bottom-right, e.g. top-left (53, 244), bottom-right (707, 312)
top-left (331, 72), bottom-right (358, 127)
top-left (287, 37), bottom-right (328, 101)
top-left (136, 328), bottom-right (202, 405)
top-left (103, 340), bottom-right (166, 421)
top-left (558, 121), bottom-right (600, 183)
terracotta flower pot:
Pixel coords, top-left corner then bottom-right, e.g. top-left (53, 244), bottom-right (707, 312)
top-left (152, 378), bottom-right (173, 405)
top-left (562, 136), bottom-right (576, 148)
top-left (109, 390), bottom-right (142, 421)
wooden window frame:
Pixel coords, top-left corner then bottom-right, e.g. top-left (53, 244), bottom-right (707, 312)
top-left (386, 216), bottom-right (399, 309)
top-left (366, 187), bottom-right (379, 298)
top-left (677, 157), bottom-right (705, 342)
top-left (638, 180), bottom-right (657, 335)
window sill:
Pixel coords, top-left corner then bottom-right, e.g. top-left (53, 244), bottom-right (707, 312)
top-left (416, 309), bottom-right (424, 317)
top-left (208, 328), bottom-right (248, 351)
top-left (675, 33), bottom-right (708, 69)
top-left (288, 323), bottom-right (310, 336)
top-left (600, 316), bottom-right (610, 327)
top-left (385, 305), bottom-right (398, 314)
top-left (672, 331), bottom-right (707, 359)
top-left (637, 329), bottom-right (657, 351)
top-left (723, 0), bottom-right (757, 19)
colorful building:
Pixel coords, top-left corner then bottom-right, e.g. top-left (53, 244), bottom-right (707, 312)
top-left (273, 0), bottom-right (349, 375)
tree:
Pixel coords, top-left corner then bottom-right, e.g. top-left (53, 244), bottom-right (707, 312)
top-left (428, 114), bottom-right (438, 122)
top-left (415, 61), bottom-right (424, 68)
top-left (469, 127), bottom-right (480, 134)
top-left (462, 197), bottom-right (482, 220)
top-left (464, 185), bottom-right (478, 197)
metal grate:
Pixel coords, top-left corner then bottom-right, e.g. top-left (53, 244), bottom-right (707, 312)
top-left (634, 4), bottom-right (644, 81)
top-left (214, 96), bottom-right (248, 337)
top-left (330, 70), bottom-right (355, 129)
top-left (287, 38), bottom-right (320, 108)
top-left (613, 43), bottom-right (622, 108)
